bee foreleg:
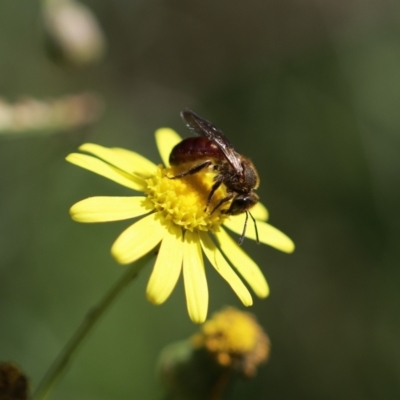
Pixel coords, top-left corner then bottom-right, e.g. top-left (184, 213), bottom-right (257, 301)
top-left (210, 191), bottom-right (234, 214)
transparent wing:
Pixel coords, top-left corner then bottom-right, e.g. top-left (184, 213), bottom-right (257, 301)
top-left (181, 109), bottom-right (243, 174)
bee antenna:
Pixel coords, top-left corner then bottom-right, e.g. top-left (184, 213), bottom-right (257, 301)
top-left (249, 211), bottom-right (259, 244)
top-left (238, 211), bottom-right (259, 245)
top-left (238, 211), bottom-right (249, 245)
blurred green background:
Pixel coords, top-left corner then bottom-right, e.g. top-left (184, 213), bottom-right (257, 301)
top-left (1, 1), bottom-right (400, 399)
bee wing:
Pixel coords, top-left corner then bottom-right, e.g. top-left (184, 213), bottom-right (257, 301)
top-left (181, 109), bottom-right (244, 174)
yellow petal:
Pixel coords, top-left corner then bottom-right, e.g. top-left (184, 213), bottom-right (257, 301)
top-left (66, 153), bottom-right (146, 191)
top-left (79, 143), bottom-right (148, 177)
top-left (146, 223), bottom-right (183, 304)
top-left (111, 147), bottom-right (157, 178)
top-left (183, 231), bottom-right (208, 324)
top-left (250, 202), bottom-right (269, 221)
top-left (70, 196), bottom-right (152, 222)
top-left (155, 128), bottom-right (182, 167)
top-left (214, 227), bottom-right (269, 298)
top-left (111, 213), bottom-right (166, 264)
top-left (199, 232), bottom-right (253, 307)
top-left (224, 217), bottom-right (294, 253)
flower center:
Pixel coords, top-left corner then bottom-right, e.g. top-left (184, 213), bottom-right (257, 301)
top-left (145, 165), bottom-right (229, 232)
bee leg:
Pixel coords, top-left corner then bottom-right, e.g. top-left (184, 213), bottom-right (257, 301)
top-left (210, 192), bottom-right (234, 214)
top-left (169, 160), bottom-right (212, 179)
top-left (205, 179), bottom-right (224, 212)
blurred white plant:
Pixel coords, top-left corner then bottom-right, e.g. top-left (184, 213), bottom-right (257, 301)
top-left (43, 0), bottom-right (106, 67)
top-left (0, 93), bottom-right (103, 135)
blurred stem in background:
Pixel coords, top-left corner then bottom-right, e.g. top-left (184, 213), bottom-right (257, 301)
top-left (158, 307), bottom-right (270, 400)
top-left (32, 253), bottom-right (153, 400)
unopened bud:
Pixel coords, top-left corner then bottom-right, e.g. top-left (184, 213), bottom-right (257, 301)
top-left (192, 307), bottom-right (270, 378)
top-left (158, 307), bottom-right (270, 400)
top-left (0, 362), bottom-right (29, 400)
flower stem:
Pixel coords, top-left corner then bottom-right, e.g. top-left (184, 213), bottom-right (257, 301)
top-left (32, 253), bottom-right (153, 400)
top-left (209, 369), bottom-right (231, 400)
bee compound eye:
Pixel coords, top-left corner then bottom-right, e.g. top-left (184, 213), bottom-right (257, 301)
top-left (228, 196), bottom-right (249, 215)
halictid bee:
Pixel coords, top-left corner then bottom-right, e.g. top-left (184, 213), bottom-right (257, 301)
top-left (169, 109), bottom-right (260, 244)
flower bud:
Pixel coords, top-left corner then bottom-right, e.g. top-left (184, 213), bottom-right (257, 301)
top-left (0, 362), bottom-right (29, 400)
top-left (158, 307), bottom-right (270, 400)
top-left (192, 306), bottom-right (270, 378)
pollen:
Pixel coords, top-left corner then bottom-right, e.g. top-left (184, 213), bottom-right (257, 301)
top-left (145, 165), bottom-right (229, 232)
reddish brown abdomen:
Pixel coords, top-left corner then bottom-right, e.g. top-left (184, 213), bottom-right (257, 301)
top-left (169, 137), bottom-right (224, 165)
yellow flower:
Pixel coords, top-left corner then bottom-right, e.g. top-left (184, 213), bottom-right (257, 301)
top-left (66, 128), bottom-right (294, 323)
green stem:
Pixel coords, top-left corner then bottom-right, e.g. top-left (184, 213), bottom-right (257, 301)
top-left (32, 254), bottom-right (153, 400)
top-left (209, 369), bottom-right (231, 400)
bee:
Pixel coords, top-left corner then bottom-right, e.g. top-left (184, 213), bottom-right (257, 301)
top-left (169, 109), bottom-right (260, 244)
